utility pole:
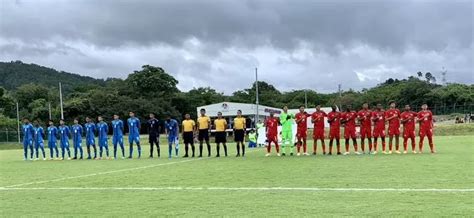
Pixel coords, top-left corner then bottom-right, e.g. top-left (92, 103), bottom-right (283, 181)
top-left (16, 102), bottom-right (20, 143)
top-left (48, 102), bottom-right (52, 120)
top-left (59, 82), bottom-right (64, 120)
top-left (255, 67), bottom-right (259, 127)
top-left (304, 89), bottom-right (308, 108)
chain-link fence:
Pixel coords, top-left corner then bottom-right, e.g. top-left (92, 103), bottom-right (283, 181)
top-left (0, 130), bottom-right (20, 143)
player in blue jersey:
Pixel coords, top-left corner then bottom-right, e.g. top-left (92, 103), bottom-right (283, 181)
top-left (97, 116), bottom-right (110, 159)
top-left (112, 114), bottom-right (126, 159)
top-left (165, 115), bottom-right (179, 158)
top-left (58, 119), bottom-right (72, 160)
top-left (21, 118), bottom-right (35, 160)
top-left (84, 117), bottom-right (97, 159)
top-left (72, 118), bottom-right (84, 160)
top-left (127, 111), bottom-right (141, 158)
top-left (33, 120), bottom-right (46, 160)
top-left (47, 120), bottom-right (59, 160)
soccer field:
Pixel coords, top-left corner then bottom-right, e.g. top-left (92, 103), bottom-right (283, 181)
top-left (1, 135), bottom-right (473, 217)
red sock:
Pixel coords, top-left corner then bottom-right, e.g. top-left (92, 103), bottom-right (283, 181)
top-left (313, 143), bottom-right (317, 154)
top-left (411, 138), bottom-right (416, 151)
top-left (322, 142), bottom-right (326, 153)
top-left (345, 143), bottom-right (349, 152)
top-left (428, 136), bottom-right (434, 152)
top-left (275, 143), bottom-right (280, 153)
top-left (368, 142), bottom-right (372, 152)
top-left (354, 143), bottom-right (358, 152)
top-left (382, 142), bottom-right (386, 151)
top-left (389, 141), bottom-right (393, 151)
top-left (267, 143), bottom-right (271, 153)
top-left (303, 141), bottom-right (307, 153)
top-left (403, 138), bottom-right (408, 151)
top-left (361, 140), bottom-right (365, 152)
top-left (419, 137), bottom-right (424, 151)
top-left (337, 144), bottom-right (341, 153)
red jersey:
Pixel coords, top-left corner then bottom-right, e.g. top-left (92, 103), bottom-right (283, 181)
top-left (385, 108), bottom-right (401, 128)
top-left (295, 112), bottom-right (309, 132)
top-left (417, 110), bottom-right (433, 129)
top-left (327, 111), bottom-right (340, 129)
top-left (357, 109), bottom-right (372, 128)
top-left (400, 111), bottom-right (416, 131)
top-left (341, 111), bottom-right (357, 129)
top-left (372, 110), bottom-right (385, 130)
top-left (266, 117), bottom-right (279, 136)
top-left (311, 110), bottom-right (327, 129)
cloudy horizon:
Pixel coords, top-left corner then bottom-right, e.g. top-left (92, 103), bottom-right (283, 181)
top-left (0, 0), bottom-right (472, 94)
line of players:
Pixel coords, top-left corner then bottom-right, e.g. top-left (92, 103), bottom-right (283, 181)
top-left (264, 102), bottom-right (435, 157)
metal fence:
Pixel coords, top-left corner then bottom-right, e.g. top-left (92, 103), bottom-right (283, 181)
top-left (0, 130), bottom-right (20, 143)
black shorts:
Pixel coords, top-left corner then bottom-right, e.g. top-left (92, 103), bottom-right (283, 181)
top-left (215, 131), bottom-right (227, 144)
top-left (198, 129), bottom-right (209, 141)
top-left (234, 129), bottom-right (245, 142)
top-left (183, 132), bottom-right (194, 144)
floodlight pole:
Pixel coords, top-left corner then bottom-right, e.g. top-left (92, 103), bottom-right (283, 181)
top-left (59, 82), bottom-right (64, 120)
top-left (16, 102), bottom-right (20, 143)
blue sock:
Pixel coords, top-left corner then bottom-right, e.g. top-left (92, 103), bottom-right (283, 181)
top-left (168, 144), bottom-right (172, 158)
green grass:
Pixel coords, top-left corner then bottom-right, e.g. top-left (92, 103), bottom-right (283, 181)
top-left (0, 135), bottom-right (473, 217)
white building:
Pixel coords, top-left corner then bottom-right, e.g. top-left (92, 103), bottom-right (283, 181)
top-left (288, 107), bottom-right (335, 128)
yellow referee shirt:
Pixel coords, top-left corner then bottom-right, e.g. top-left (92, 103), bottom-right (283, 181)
top-left (182, 120), bottom-right (195, 132)
top-left (214, 119), bottom-right (227, 132)
top-left (234, 117), bottom-right (246, 130)
top-left (197, 116), bottom-right (211, 130)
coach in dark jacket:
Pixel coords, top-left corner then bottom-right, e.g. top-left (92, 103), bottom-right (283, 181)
top-left (148, 113), bottom-right (160, 158)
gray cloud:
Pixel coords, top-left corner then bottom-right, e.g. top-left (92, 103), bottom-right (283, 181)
top-left (0, 0), bottom-right (472, 94)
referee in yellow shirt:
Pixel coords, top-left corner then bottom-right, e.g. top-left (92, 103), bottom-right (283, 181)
top-left (197, 108), bottom-right (211, 157)
top-left (234, 110), bottom-right (246, 157)
top-left (214, 112), bottom-right (228, 157)
top-left (182, 113), bottom-right (196, 158)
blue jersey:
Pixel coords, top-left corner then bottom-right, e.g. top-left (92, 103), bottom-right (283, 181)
top-left (72, 124), bottom-right (83, 142)
top-left (97, 121), bottom-right (108, 141)
top-left (58, 125), bottom-right (71, 141)
top-left (34, 126), bottom-right (45, 143)
top-left (22, 123), bottom-right (35, 142)
top-left (165, 119), bottom-right (179, 137)
top-left (127, 117), bottom-right (140, 136)
top-left (85, 122), bottom-right (96, 140)
top-left (112, 119), bottom-right (124, 137)
top-left (47, 126), bottom-right (58, 142)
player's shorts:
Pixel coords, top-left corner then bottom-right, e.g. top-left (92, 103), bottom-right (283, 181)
top-left (48, 140), bottom-right (57, 148)
top-left (61, 140), bottom-right (70, 148)
top-left (128, 135), bottom-right (140, 144)
top-left (35, 141), bottom-right (44, 149)
top-left (23, 139), bottom-right (33, 147)
top-left (297, 129), bottom-right (307, 139)
top-left (74, 140), bottom-right (82, 148)
top-left (183, 132), bottom-right (194, 144)
top-left (167, 135), bottom-right (176, 144)
top-left (344, 127), bottom-right (356, 139)
top-left (86, 137), bottom-right (95, 146)
top-left (148, 133), bottom-right (158, 143)
top-left (419, 128), bottom-right (433, 138)
top-left (388, 126), bottom-right (400, 136)
top-left (99, 138), bottom-right (108, 148)
top-left (329, 128), bottom-right (340, 139)
top-left (113, 136), bottom-right (124, 146)
top-left (198, 129), bottom-right (210, 142)
top-left (313, 128), bottom-right (324, 140)
top-left (373, 128), bottom-right (386, 138)
top-left (234, 129), bottom-right (245, 142)
top-left (267, 134), bottom-right (278, 144)
top-left (403, 129), bottom-right (415, 139)
top-left (215, 131), bottom-right (227, 143)
top-left (360, 126), bottom-right (372, 139)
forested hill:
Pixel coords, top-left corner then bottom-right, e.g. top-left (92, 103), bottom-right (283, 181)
top-left (0, 61), bottom-right (106, 92)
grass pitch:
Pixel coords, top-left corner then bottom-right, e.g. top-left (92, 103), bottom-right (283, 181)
top-left (0, 135), bottom-right (473, 217)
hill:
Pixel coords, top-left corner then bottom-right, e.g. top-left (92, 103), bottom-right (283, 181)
top-left (0, 61), bottom-right (106, 92)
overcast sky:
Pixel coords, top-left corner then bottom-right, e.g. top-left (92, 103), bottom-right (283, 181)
top-left (0, 0), bottom-right (472, 93)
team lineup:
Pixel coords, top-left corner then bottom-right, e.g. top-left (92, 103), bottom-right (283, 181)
top-left (19, 101), bottom-right (435, 161)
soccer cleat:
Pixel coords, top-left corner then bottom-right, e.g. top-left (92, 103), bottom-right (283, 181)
top-left (67, 157), bottom-right (71, 160)
top-left (388, 151), bottom-right (392, 154)
top-left (122, 156), bottom-right (125, 159)
top-left (355, 151), bottom-right (361, 155)
top-left (372, 151), bottom-right (378, 155)
top-left (72, 157), bottom-right (77, 160)
top-left (337, 152), bottom-right (342, 155)
top-left (312, 152), bottom-right (316, 155)
top-left (265, 153), bottom-right (271, 157)
top-left (297, 153), bottom-right (301, 156)
top-left (282, 153), bottom-right (286, 156)
top-left (343, 152), bottom-right (349, 155)
top-left (87, 157), bottom-right (92, 160)
top-left (198, 155), bottom-right (202, 158)
top-left (60, 157), bottom-right (64, 160)
top-left (323, 152), bottom-right (326, 155)
top-left (215, 154), bottom-right (220, 157)
top-left (403, 151), bottom-right (408, 154)
top-left (328, 152), bottom-right (332, 155)
top-left (236, 154), bottom-right (240, 157)
top-left (43, 158), bottom-right (46, 160)
top-left (304, 152), bottom-right (309, 156)
top-left (395, 150), bottom-right (401, 154)
top-left (34, 158), bottom-right (39, 161)
top-left (431, 150), bottom-right (436, 154)
top-left (412, 151), bottom-right (417, 154)
top-left (290, 153), bottom-right (293, 156)
top-left (277, 153), bottom-right (281, 157)
top-left (382, 151), bottom-right (388, 154)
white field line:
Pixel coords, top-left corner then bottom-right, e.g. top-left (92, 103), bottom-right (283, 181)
top-left (3, 148), bottom-right (262, 188)
top-left (0, 187), bottom-right (473, 192)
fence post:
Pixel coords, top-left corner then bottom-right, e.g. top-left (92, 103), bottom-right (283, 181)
top-left (6, 128), bottom-right (8, 143)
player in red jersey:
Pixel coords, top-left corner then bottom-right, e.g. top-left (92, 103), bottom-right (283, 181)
top-left (417, 104), bottom-right (435, 153)
top-left (400, 104), bottom-right (417, 154)
top-left (371, 103), bottom-right (386, 154)
top-left (295, 106), bottom-right (309, 156)
top-left (327, 105), bottom-right (341, 155)
top-left (357, 103), bottom-right (372, 154)
top-left (385, 101), bottom-right (401, 154)
top-left (311, 105), bottom-right (327, 155)
top-left (340, 105), bottom-right (359, 155)
top-left (265, 112), bottom-right (280, 156)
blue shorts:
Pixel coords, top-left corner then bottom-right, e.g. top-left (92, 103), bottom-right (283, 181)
top-left (23, 139), bottom-right (33, 147)
top-left (113, 136), bottom-right (123, 145)
top-left (73, 140), bottom-right (82, 148)
top-left (35, 141), bottom-right (44, 149)
top-left (99, 139), bottom-right (108, 148)
top-left (60, 140), bottom-right (70, 148)
top-left (86, 137), bottom-right (95, 146)
top-left (168, 135), bottom-right (176, 144)
top-left (129, 135), bottom-right (140, 144)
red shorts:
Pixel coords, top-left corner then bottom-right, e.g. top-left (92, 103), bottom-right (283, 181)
top-left (373, 128), bottom-right (386, 138)
top-left (360, 126), bottom-right (372, 139)
top-left (419, 128), bottom-right (433, 138)
top-left (267, 134), bottom-right (278, 143)
top-left (388, 126), bottom-right (400, 136)
top-left (297, 130), bottom-right (307, 139)
top-left (329, 128), bottom-right (340, 139)
top-left (403, 129), bottom-right (415, 139)
top-left (344, 127), bottom-right (356, 139)
top-left (313, 128), bottom-right (324, 140)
